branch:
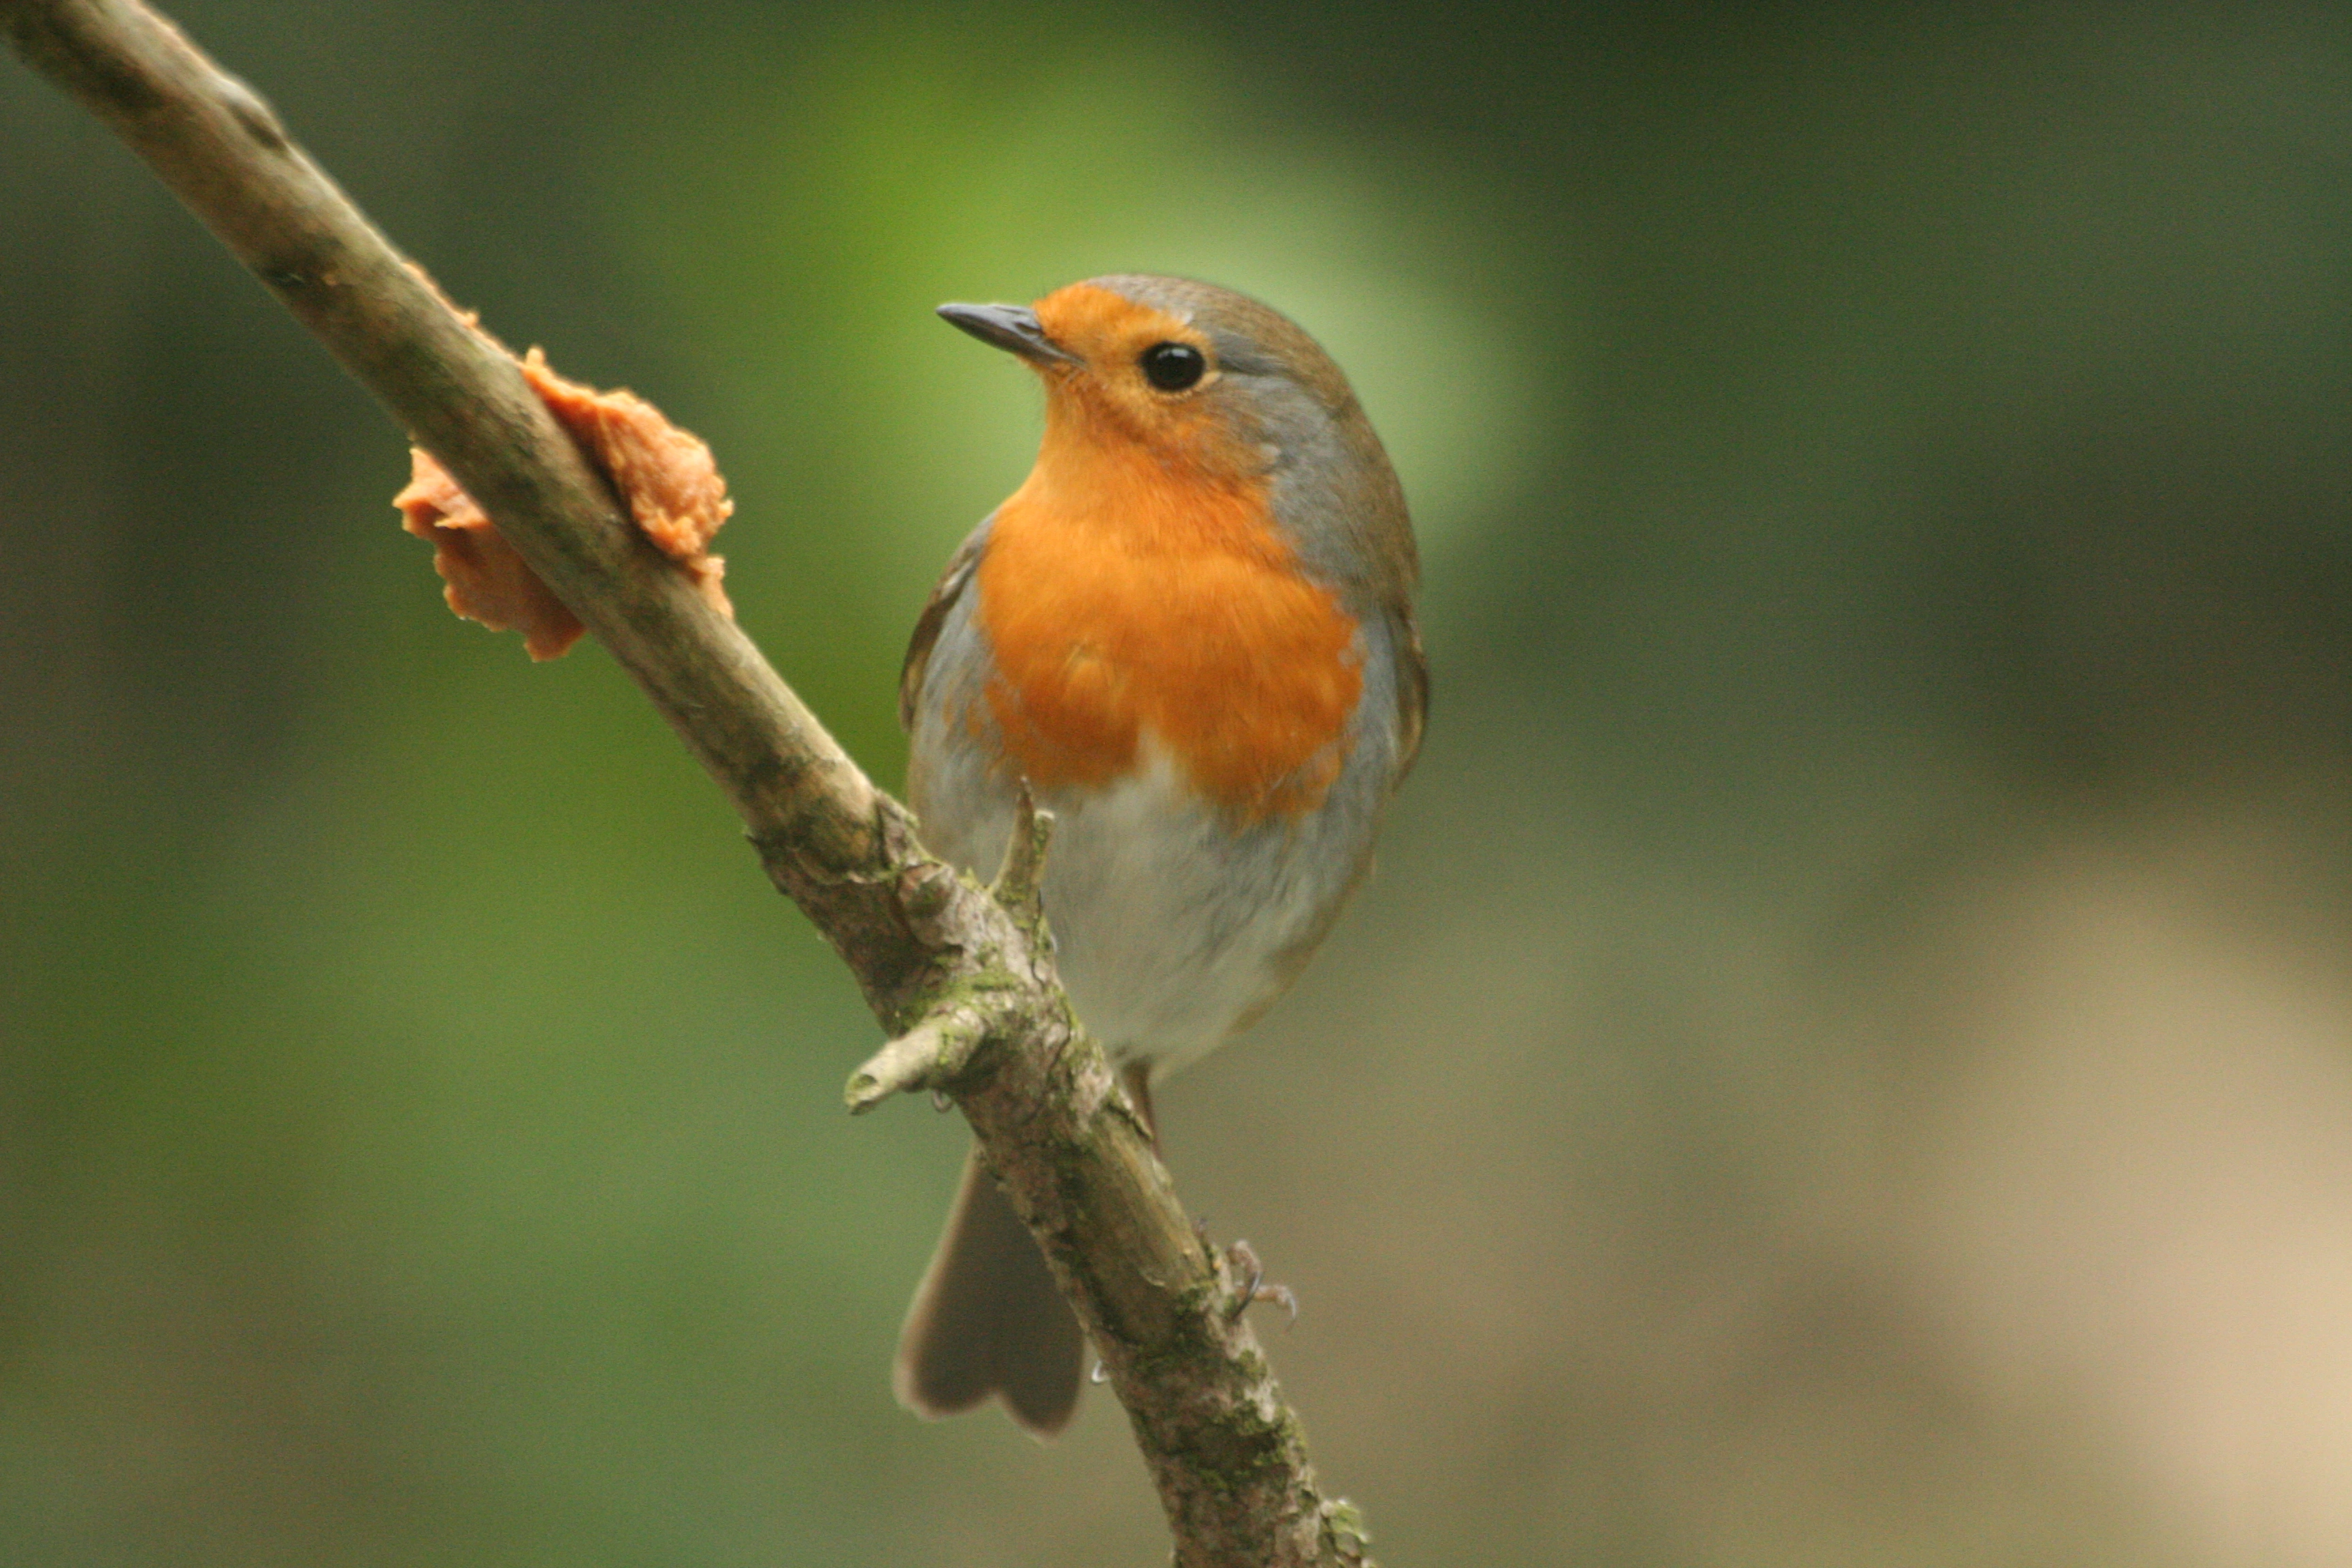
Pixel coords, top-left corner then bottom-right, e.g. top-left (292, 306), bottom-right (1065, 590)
top-left (0, 2), bottom-right (1375, 1563)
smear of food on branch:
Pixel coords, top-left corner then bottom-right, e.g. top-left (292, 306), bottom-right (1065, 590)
top-left (396, 348), bottom-right (733, 660)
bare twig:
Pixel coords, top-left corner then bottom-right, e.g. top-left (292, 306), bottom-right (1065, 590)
top-left (845, 1010), bottom-right (987, 1113)
top-left (992, 780), bottom-right (1056, 926)
top-left (0, 1), bottom-right (1374, 1563)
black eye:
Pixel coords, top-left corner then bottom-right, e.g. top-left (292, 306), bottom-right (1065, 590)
top-left (1139, 341), bottom-right (1206, 392)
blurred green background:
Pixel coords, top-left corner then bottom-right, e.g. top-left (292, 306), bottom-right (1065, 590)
top-left (7, 2), bottom-right (2352, 1563)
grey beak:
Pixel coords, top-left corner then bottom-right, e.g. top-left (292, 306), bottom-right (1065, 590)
top-left (936, 301), bottom-right (1077, 365)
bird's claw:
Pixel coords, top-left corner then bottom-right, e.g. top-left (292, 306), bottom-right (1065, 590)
top-left (1222, 1239), bottom-right (1300, 1327)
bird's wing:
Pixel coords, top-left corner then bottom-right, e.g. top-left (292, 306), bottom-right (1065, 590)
top-left (1387, 603), bottom-right (1430, 781)
top-left (898, 518), bottom-right (992, 733)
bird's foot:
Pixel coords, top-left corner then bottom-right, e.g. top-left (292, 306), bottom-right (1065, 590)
top-left (1222, 1239), bottom-right (1299, 1327)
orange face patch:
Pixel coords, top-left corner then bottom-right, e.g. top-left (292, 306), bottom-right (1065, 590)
top-left (1024, 284), bottom-right (1262, 478)
top-left (974, 293), bottom-right (1362, 819)
top-left (1032, 283), bottom-right (1206, 381)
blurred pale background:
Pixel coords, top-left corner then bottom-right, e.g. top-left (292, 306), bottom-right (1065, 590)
top-left (6, 3), bottom-right (2352, 1564)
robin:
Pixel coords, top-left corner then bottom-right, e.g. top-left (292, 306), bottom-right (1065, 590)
top-left (894, 274), bottom-right (1426, 1437)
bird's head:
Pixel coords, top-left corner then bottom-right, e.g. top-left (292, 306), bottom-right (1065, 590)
top-left (938, 275), bottom-right (1366, 484)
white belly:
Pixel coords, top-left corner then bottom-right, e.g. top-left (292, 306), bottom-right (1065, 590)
top-left (915, 740), bottom-right (1350, 1079)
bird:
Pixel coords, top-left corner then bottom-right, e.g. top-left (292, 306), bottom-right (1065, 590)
top-left (894, 274), bottom-right (1426, 1437)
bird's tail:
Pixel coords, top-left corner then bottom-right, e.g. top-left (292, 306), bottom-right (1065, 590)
top-left (893, 1144), bottom-right (1085, 1438)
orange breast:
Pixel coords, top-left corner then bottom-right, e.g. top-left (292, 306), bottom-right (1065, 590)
top-left (973, 417), bottom-right (1362, 821)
